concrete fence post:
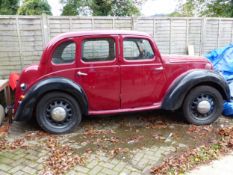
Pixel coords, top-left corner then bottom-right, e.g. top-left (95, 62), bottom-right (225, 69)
top-left (91, 17), bottom-right (94, 29)
top-left (69, 17), bottom-right (72, 31)
top-left (200, 18), bottom-right (206, 55)
top-left (112, 18), bottom-right (115, 29)
top-left (153, 18), bottom-right (156, 39)
top-left (41, 13), bottom-right (49, 46)
top-left (186, 18), bottom-right (189, 49)
top-left (169, 18), bottom-right (172, 54)
top-left (131, 17), bottom-right (135, 30)
top-left (231, 20), bottom-right (233, 43)
top-left (217, 19), bottom-right (221, 48)
top-left (16, 15), bottom-right (23, 69)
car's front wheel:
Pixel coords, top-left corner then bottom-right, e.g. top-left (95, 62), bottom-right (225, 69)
top-left (183, 85), bottom-right (223, 125)
top-left (36, 92), bottom-right (82, 134)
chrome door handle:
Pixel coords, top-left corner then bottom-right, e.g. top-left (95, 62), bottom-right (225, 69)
top-left (154, 66), bottom-right (164, 71)
top-left (77, 71), bottom-right (88, 76)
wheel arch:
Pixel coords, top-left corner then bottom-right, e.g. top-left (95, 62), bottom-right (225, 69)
top-left (161, 70), bottom-right (230, 111)
top-left (15, 77), bottom-right (88, 121)
top-left (189, 81), bottom-right (229, 100)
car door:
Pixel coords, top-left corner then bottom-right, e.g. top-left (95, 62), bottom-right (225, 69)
top-left (75, 35), bottom-right (120, 112)
top-left (120, 35), bottom-right (166, 108)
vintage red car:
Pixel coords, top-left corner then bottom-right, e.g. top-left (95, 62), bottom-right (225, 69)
top-left (13, 30), bottom-right (230, 133)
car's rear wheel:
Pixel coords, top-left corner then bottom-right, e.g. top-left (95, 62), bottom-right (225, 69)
top-left (36, 92), bottom-right (81, 134)
top-left (183, 85), bottom-right (223, 125)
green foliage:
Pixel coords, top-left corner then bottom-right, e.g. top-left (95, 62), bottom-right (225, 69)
top-left (109, 0), bottom-right (140, 16)
top-left (91, 0), bottom-right (112, 16)
top-left (202, 0), bottom-right (233, 17)
top-left (61, 0), bottom-right (79, 16)
top-left (92, 0), bottom-right (140, 16)
top-left (61, 0), bottom-right (78, 16)
top-left (61, 0), bottom-right (141, 16)
top-left (18, 0), bottom-right (52, 15)
top-left (170, 0), bottom-right (233, 17)
top-left (0, 0), bottom-right (19, 15)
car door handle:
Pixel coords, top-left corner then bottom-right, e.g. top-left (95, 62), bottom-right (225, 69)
top-left (77, 71), bottom-right (88, 76)
top-left (154, 66), bottom-right (164, 71)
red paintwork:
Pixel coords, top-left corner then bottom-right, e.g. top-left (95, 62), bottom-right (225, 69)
top-left (14, 30), bottom-right (211, 115)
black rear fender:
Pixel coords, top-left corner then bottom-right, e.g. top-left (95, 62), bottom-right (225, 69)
top-left (162, 70), bottom-right (230, 110)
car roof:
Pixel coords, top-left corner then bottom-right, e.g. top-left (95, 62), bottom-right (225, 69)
top-left (57, 30), bottom-right (150, 38)
top-left (47, 30), bottom-right (150, 46)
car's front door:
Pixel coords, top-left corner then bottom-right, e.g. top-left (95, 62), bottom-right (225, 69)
top-left (75, 35), bottom-right (120, 112)
top-left (120, 35), bottom-right (166, 108)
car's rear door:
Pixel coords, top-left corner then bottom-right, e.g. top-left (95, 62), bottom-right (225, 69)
top-left (75, 35), bottom-right (120, 112)
top-left (120, 35), bottom-right (166, 108)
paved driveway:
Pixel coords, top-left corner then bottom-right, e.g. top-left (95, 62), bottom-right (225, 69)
top-left (0, 111), bottom-right (232, 175)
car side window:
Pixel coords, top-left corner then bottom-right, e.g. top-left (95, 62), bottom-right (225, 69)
top-left (52, 41), bottom-right (76, 64)
top-left (123, 38), bottom-right (154, 60)
top-left (82, 38), bottom-right (115, 62)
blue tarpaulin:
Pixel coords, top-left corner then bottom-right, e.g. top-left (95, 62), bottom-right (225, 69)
top-left (205, 43), bottom-right (233, 116)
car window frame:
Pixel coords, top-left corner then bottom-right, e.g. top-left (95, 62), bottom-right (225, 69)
top-left (50, 38), bottom-right (77, 66)
top-left (122, 36), bottom-right (156, 63)
top-left (80, 36), bottom-right (117, 65)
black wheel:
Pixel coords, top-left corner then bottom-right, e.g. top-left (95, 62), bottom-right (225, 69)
top-left (183, 85), bottom-right (223, 125)
top-left (36, 92), bottom-right (82, 134)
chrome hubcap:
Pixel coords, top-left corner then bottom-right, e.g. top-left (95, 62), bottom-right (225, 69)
top-left (197, 100), bottom-right (211, 114)
top-left (190, 93), bottom-right (215, 119)
top-left (51, 107), bottom-right (67, 122)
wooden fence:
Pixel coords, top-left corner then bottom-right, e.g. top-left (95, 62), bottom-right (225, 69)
top-left (0, 15), bottom-right (233, 78)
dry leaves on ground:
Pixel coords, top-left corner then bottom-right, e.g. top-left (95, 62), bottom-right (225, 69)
top-left (187, 125), bottom-right (213, 137)
top-left (127, 135), bottom-right (144, 144)
top-left (43, 136), bottom-right (86, 175)
top-left (0, 138), bottom-right (27, 150)
top-left (146, 120), bottom-right (168, 129)
top-left (25, 131), bottom-right (50, 140)
top-left (0, 123), bottom-right (10, 137)
top-left (45, 145), bottom-right (85, 175)
top-left (151, 144), bottom-right (221, 175)
top-left (83, 128), bottom-right (115, 137)
top-left (153, 133), bottom-right (166, 140)
top-left (151, 126), bottom-right (233, 175)
top-left (109, 147), bottom-right (129, 158)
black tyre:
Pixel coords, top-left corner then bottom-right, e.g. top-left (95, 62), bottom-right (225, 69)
top-left (183, 85), bottom-right (223, 125)
top-left (36, 92), bottom-right (82, 134)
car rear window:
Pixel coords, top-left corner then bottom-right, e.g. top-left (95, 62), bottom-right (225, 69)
top-left (52, 41), bottom-right (76, 64)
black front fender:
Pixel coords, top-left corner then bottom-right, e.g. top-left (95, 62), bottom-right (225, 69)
top-left (162, 70), bottom-right (230, 110)
top-left (15, 77), bottom-right (88, 121)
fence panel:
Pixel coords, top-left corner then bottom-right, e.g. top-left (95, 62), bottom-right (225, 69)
top-left (0, 15), bottom-right (233, 78)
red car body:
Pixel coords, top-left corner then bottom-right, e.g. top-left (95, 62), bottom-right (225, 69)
top-left (13, 30), bottom-right (230, 133)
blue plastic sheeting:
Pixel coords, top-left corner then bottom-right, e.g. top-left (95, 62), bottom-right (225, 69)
top-left (205, 43), bottom-right (233, 116)
top-left (223, 102), bottom-right (233, 116)
top-left (205, 43), bottom-right (233, 81)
